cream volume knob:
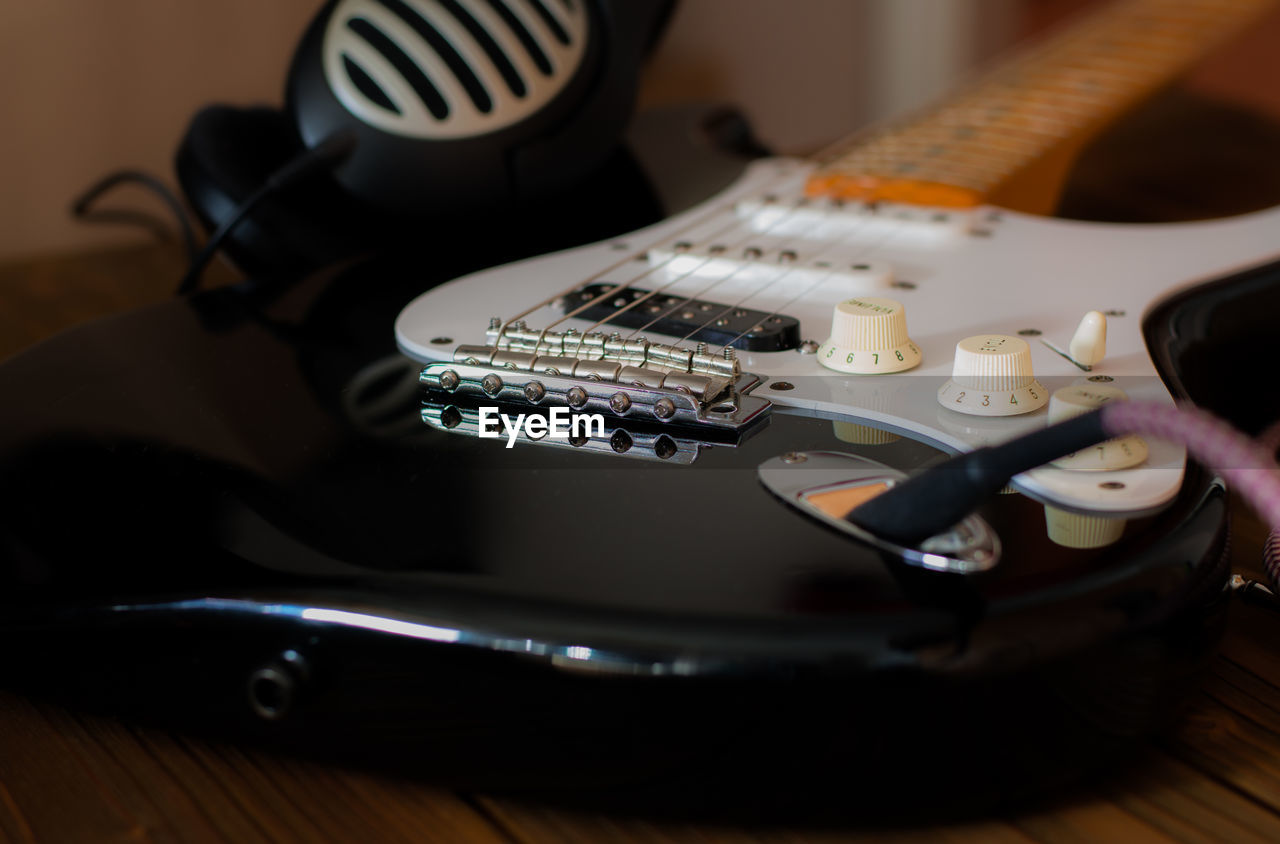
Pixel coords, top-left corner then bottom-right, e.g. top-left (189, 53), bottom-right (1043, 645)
top-left (937, 335), bottom-right (1048, 416)
top-left (1047, 384), bottom-right (1147, 470)
top-left (818, 297), bottom-right (921, 374)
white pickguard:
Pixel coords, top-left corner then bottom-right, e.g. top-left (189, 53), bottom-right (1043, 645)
top-left (396, 157), bottom-right (1280, 517)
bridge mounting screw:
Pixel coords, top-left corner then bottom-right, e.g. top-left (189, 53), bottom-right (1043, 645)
top-left (488, 317), bottom-right (501, 330)
top-left (567, 386), bottom-right (589, 408)
top-left (798, 340), bottom-right (819, 354)
top-left (481, 374), bottom-right (503, 396)
top-left (439, 370), bottom-right (460, 391)
top-left (524, 381), bottom-right (546, 403)
top-left (654, 398), bottom-right (676, 420)
top-left (609, 393), bottom-right (631, 414)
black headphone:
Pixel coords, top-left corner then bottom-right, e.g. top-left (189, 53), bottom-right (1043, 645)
top-left (176, 0), bottom-right (675, 279)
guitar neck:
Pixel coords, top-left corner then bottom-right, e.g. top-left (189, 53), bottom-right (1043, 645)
top-left (807, 0), bottom-right (1276, 212)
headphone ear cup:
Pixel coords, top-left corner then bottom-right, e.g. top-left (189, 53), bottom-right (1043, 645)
top-left (287, 0), bottom-right (673, 217)
top-left (175, 105), bottom-right (382, 277)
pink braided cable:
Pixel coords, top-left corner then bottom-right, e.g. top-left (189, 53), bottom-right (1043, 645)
top-left (1102, 401), bottom-right (1280, 592)
top-left (1257, 420), bottom-right (1280, 591)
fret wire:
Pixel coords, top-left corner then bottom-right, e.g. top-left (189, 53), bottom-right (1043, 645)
top-left (832, 153), bottom-right (1014, 184)
top-left (806, 0), bottom-right (1277, 205)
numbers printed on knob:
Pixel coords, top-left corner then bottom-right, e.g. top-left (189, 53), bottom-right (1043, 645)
top-left (818, 296), bottom-right (921, 374)
top-left (820, 340), bottom-right (921, 374)
top-left (938, 333), bottom-right (1048, 416)
top-left (938, 379), bottom-right (1048, 416)
top-left (1047, 385), bottom-right (1147, 471)
top-left (1052, 436), bottom-right (1149, 471)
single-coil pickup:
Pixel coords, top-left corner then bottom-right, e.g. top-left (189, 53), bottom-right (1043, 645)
top-left (733, 196), bottom-right (976, 245)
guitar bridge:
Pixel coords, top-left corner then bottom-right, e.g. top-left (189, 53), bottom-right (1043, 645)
top-left (419, 331), bottom-right (771, 441)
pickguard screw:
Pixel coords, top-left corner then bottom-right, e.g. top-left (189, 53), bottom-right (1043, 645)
top-left (1103, 309), bottom-right (1126, 317)
top-left (798, 340), bottom-right (820, 354)
top-left (782, 452), bottom-right (807, 464)
top-left (1018, 329), bottom-right (1041, 336)
top-left (440, 370), bottom-right (460, 391)
top-left (1088, 375), bottom-right (1114, 383)
top-left (1100, 481), bottom-right (1125, 490)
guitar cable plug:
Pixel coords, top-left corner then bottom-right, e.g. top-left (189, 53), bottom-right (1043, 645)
top-left (847, 401), bottom-right (1280, 594)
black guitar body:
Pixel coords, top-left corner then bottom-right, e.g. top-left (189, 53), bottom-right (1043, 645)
top-left (9, 136), bottom-right (1280, 817)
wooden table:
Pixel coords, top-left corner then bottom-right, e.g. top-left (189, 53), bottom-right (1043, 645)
top-left (6, 91), bottom-right (1280, 844)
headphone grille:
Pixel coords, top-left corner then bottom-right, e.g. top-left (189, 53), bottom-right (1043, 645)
top-left (323, 0), bottom-right (589, 139)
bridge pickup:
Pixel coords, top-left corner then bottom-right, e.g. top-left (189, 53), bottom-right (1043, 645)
top-left (420, 360), bottom-right (770, 442)
top-left (563, 284), bottom-right (801, 352)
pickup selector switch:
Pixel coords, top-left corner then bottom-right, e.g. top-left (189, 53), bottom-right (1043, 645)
top-left (938, 335), bottom-right (1047, 416)
top-left (1047, 384), bottom-right (1147, 470)
top-left (818, 297), bottom-right (921, 374)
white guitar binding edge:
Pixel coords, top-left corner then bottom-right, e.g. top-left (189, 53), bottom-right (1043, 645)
top-left (396, 156), bottom-right (1280, 518)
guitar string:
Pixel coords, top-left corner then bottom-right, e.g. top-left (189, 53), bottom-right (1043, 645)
top-left (544, 197), bottom-right (813, 346)
top-left (491, 168), bottom-right (807, 342)
top-left (619, 208), bottom-right (890, 354)
top-left (552, 199), bottom-right (916, 365)
top-left (670, 207), bottom-right (921, 353)
top-left (558, 199), bottom-right (831, 349)
top-left (616, 199), bottom-right (880, 344)
top-left (715, 209), bottom-right (929, 352)
top-left (496, 3), bottom-right (1152, 360)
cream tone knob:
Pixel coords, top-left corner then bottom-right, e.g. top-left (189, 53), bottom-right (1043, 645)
top-left (1044, 505), bottom-right (1126, 549)
top-left (1069, 311), bottom-right (1107, 367)
top-left (832, 420), bottom-right (900, 445)
top-left (1048, 384), bottom-right (1148, 470)
top-left (937, 335), bottom-right (1048, 416)
top-left (818, 297), bottom-right (921, 374)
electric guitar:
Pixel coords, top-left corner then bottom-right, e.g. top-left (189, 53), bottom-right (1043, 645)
top-left (396, 0), bottom-right (1280, 564)
top-left (4, 0), bottom-right (1280, 811)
